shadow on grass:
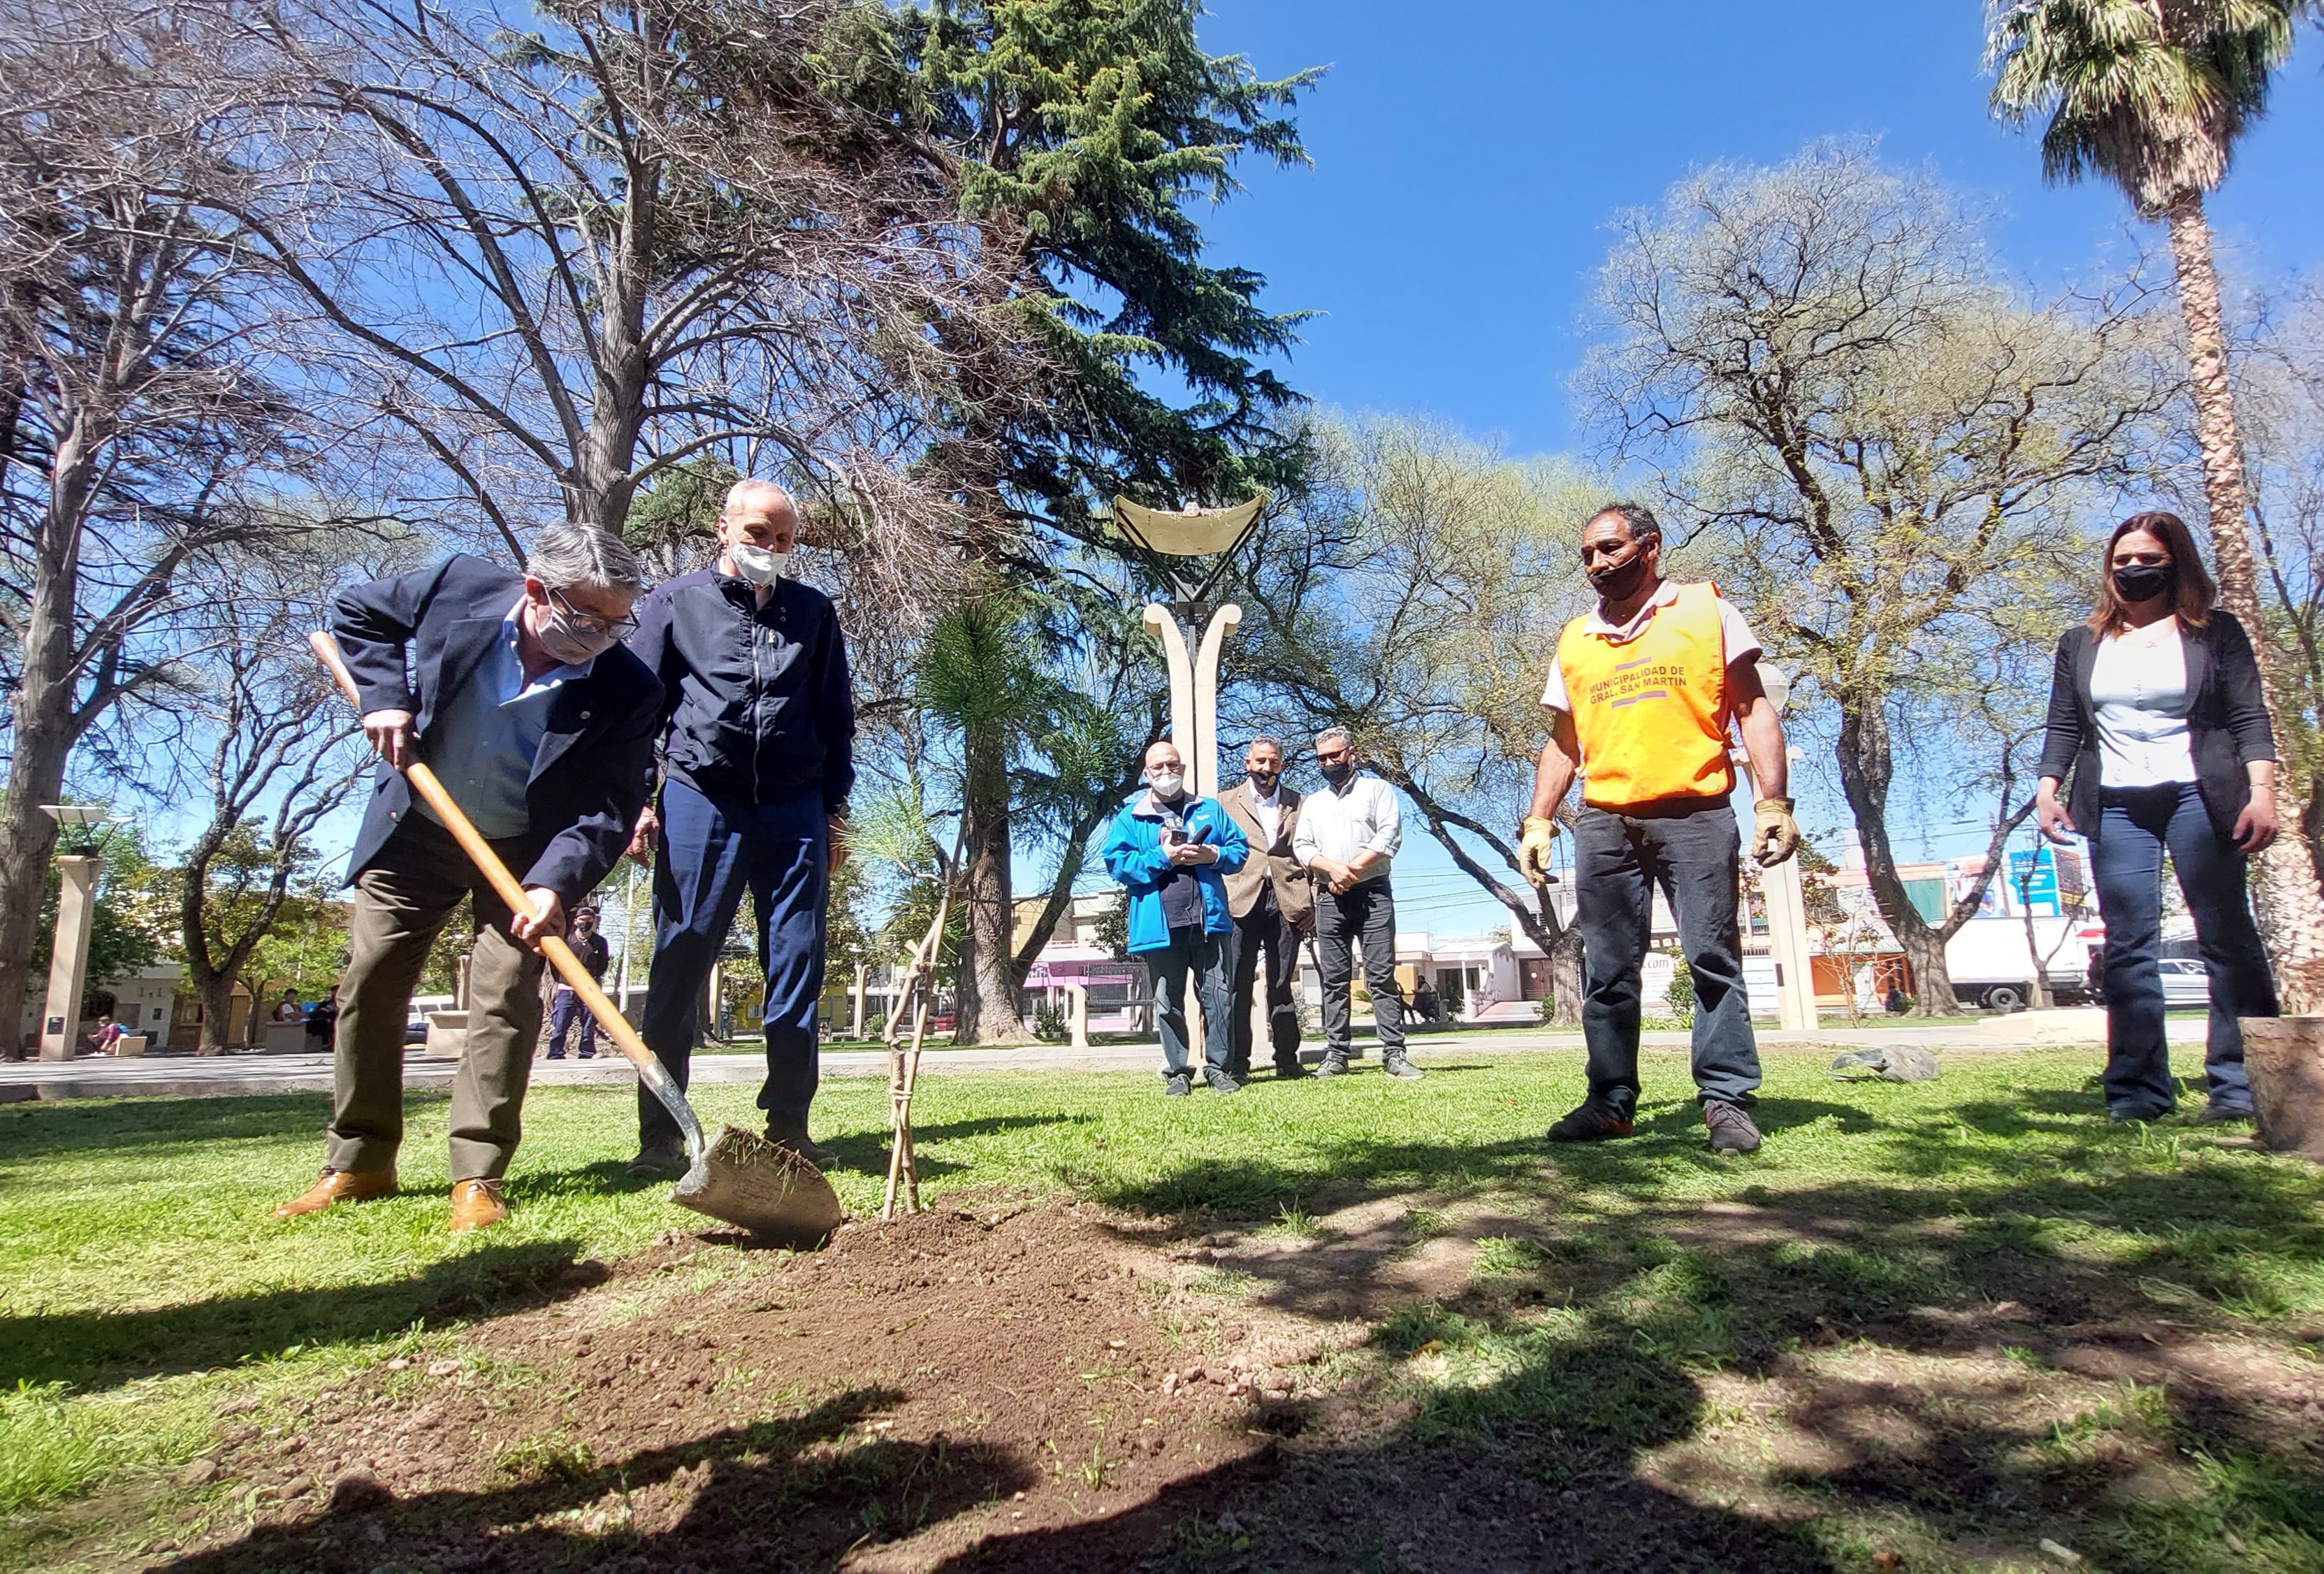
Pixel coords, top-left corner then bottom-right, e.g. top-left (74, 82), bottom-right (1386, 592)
top-left (108, 1086), bottom-right (2324, 1572)
top-left (164, 1386), bottom-right (1047, 1574)
top-left (0, 1095), bottom-right (331, 1164)
top-left (0, 1238), bottom-right (605, 1394)
top-left (815, 1111), bottom-right (1097, 1178)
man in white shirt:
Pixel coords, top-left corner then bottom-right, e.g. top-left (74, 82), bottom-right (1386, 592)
top-left (1292, 728), bottom-right (1421, 1080)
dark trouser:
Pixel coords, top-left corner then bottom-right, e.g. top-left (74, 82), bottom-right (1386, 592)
top-left (1145, 925), bottom-right (1233, 1077)
top-left (2091, 781), bottom-right (2276, 1117)
top-left (546, 988), bottom-right (597, 1057)
top-left (1315, 879), bottom-right (1405, 1058)
top-left (640, 779), bottom-right (829, 1150)
top-left (1573, 801), bottom-right (1760, 1114)
top-left (1229, 886), bottom-right (1304, 1076)
top-left (327, 816), bottom-right (548, 1182)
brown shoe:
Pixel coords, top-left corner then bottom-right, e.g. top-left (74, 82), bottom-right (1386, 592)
top-left (273, 1167), bottom-right (398, 1219)
top-left (448, 1178), bottom-right (510, 1232)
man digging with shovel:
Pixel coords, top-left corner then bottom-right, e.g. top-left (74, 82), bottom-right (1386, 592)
top-left (274, 528), bottom-right (662, 1232)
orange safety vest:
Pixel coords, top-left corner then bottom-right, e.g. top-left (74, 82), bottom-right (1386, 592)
top-left (1555, 581), bottom-right (1736, 809)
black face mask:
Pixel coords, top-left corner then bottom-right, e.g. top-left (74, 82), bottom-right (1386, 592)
top-left (1247, 767), bottom-right (1278, 792)
top-left (1319, 760), bottom-right (1353, 786)
top-left (1587, 550), bottom-right (1651, 602)
top-left (2113, 563), bottom-right (2175, 604)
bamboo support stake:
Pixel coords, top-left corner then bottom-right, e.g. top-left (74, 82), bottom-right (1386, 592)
top-left (881, 832), bottom-right (963, 1220)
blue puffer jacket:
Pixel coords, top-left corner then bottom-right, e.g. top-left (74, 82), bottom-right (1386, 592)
top-left (1100, 793), bottom-right (1249, 953)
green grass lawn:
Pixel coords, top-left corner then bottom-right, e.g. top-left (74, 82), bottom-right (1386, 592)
top-left (6, 1047), bottom-right (2324, 1571)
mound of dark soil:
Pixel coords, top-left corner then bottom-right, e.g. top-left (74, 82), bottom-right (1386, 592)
top-left (163, 1196), bottom-right (1299, 1573)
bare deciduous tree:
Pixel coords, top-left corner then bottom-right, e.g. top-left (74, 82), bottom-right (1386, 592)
top-left (169, 550), bottom-right (366, 1055)
top-left (1583, 143), bottom-right (2176, 1011)
top-left (1237, 417), bottom-right (1599, 1023)
top-left (0, 0), bottom-right (319, 1055)
top-left (238, 0), bottom-right (1040, 605)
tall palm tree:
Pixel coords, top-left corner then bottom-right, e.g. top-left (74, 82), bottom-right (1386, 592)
top-left (1989, 0), bottom-right (2324, 1006)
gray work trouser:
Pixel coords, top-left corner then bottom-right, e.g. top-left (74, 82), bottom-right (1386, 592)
top-left (326, 816), bottom-right (549, 1182)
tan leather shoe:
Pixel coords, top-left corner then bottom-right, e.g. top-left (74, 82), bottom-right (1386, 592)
top-left (273, 1168), bottom-right (398, 1220)
top-left (448, 1178), bottom-right (510, 1232)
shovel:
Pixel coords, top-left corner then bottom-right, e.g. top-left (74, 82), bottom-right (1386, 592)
top-left (309, 630), bottom-right (844, 1246)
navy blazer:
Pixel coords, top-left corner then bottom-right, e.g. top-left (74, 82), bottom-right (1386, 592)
top-left (332, 554), bottom-right (663, 902)
top-left (2038, 611), bottom-right (2276, 846)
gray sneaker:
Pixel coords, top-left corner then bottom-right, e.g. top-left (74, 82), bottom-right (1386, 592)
top-left (1381, 1052), bottom-right (1425, 1080)
top-left (1704, 1102), bottom-right (1762, 1155)
top-left (1204, 1067), bottom-right (1242, 1095)
top-left (1163, 1071), bottom-right (1193, 1097)
top-left (1314, 1050), bottom-right (1351, 1078)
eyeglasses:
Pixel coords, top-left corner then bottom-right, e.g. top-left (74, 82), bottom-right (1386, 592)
top-left (1315, 747), bottom-right (1351, 764)
top-left (549, 587), bottom-right (639, 637)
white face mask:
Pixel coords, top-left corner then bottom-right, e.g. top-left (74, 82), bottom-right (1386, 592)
top-left (727, 542), bottom-right (788, 585)
top-left (1149, 770), bottom-right (1186, 800)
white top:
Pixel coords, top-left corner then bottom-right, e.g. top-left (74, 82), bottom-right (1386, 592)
top-left (1539, 579), bottom-right (1764, 713)
top-left (1247, 782), bottom-right (1283, 849)
top-left (1292, 772), bottom-right (1402, 881)
top-left (2089, 621), bottom-right (2196, 788)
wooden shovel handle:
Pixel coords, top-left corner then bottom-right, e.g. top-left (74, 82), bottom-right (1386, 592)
top-left (307, 630), bottom-right (667, 1083)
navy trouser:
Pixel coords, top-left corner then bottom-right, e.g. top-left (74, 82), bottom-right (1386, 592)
top-left (1573, 801), bottom-right (1761, 1113)
top-left (2091, 781), bottom-right (2276, 1118)
top-left (640, 779), bottom-right (829, 1149)
top-left (546, 988), bottom-right (596, 1057)
top-left (1144, 925), bottom-right (1233, 1078)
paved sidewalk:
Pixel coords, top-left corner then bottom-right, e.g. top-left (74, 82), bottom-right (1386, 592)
top-left (0, 1011), bottom-right (2190, 1104)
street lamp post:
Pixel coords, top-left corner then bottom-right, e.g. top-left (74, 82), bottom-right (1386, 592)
top-left (1111, 493), bottom-right (1270, 1049)
top-left (36, 806), bottom-right (129, 1062)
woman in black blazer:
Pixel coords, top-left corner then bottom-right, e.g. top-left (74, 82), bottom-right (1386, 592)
top-left (2036, 511), bottom-right (2280, 1122)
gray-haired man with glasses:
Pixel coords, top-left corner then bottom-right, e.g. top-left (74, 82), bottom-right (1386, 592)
top-left (274, 526), bottom-right (662, 1233)
top-left (1293, 728), bottom-right (1423, 1081)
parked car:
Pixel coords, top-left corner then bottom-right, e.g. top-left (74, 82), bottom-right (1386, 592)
top-left (2158, 958), bottom-right (2211, 1009)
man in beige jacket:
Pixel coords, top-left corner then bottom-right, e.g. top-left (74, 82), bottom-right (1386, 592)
top-left (1219, 737), bottom-right (1315, 1081)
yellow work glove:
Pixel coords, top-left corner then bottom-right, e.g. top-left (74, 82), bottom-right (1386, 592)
top-left (1516, 815), bottom-right (1560, 888)
top-left (1752, 797), bottom-right (1801, 867)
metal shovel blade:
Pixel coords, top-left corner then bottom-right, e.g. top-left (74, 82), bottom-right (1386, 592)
top-left (671, 1125), bottom-right (845, 1246)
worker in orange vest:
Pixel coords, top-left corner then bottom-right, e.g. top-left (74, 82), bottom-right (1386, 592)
top-left (1516, 502), bottom-right (1800, 1155)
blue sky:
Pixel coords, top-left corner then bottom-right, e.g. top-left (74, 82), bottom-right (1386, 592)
top-left (1158, 0), bottom-right (2324, 937)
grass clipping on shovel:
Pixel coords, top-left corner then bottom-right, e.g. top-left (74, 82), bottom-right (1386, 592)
top-left (670, 1125), bottom-right (844, 1247)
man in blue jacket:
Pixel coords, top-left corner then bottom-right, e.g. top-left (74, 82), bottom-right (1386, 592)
top-left (1101, 741), bottom-right (1250, 1095)
top-left (274, 527), bottom-right (661, 1232)
top-left (624, 479), bottom-right (855, 1171)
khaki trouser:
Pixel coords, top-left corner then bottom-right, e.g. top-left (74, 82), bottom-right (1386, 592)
top-left (326, 816), bottom-right (548, 1181)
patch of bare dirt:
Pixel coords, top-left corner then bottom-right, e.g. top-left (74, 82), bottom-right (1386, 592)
top-left (153, 1194), bottom-right (1361, 1573)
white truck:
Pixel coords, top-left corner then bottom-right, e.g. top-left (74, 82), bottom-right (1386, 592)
top-left (1941, 915), bottom-right (2104, 1011)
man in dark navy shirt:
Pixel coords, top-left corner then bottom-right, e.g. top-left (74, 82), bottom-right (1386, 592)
top-left (625, 479), bottom-right (854, 1171)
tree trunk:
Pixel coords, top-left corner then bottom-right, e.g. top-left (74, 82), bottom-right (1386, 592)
top-left (952, 723), bottom-right (1032, 1045)
top-left (1548, 923), bottom-right (1585, 1028)
top-left (0, 420), bottom-right (97, 1061)
top-left (1835, 700), bottom-right (1963, 1014)
top-left (2019, 898), bottom-right (2051, 1011)
top-left (196, 974), bottom-right (238, 1057)
top-left (2167, 194), bottom-right (2324, 1013)
top-left (243, 977), bottom-right (271, 1049)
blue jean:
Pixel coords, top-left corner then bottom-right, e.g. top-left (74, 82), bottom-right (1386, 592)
top-left (2091, 781), bottom-right (2276, 1116)
top-left (1143, 926), bottom-right (1233, 1078)
top-left (639, 779), bottom-right (829, 1148)
top-left (1572, 801), bottom-right (1762, 1113)
top-left (546, 988), bottom-right (597, 1057)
